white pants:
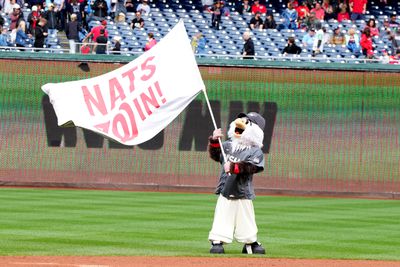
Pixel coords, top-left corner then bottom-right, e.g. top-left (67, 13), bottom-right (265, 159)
top-left (208, 195), bottom-right (258, 244)
top-left (69, 39), bottom-right (76, 54)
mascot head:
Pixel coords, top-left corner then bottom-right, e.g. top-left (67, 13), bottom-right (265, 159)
top-left (227, 112), bottom-right (265, 148)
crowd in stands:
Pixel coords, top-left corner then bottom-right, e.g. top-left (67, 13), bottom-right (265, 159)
top-left (0, 0), bottom-right (398, 63)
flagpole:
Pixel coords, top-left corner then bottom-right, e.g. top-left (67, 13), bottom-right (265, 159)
top-left (203, 89), bottom-right (228, 163)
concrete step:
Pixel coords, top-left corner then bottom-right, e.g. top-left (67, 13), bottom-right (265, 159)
top-left (57, 31), bottom-right (69, 49)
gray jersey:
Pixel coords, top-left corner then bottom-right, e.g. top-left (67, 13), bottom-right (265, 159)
top-left (215, 140), bottom-right (264, 200)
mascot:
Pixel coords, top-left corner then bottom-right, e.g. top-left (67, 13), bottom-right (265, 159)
top-left (208, 112), bottom-right (266, 254)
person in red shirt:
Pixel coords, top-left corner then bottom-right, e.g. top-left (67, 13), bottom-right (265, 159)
top-left (80, 42), bottom-right (90, 54)
top-left (349, 0), bottom-right (367, 21)
top-left (83, 20), bottom-right (109, 43)
top-left (360, 27), bottom-right (374, 58)
top-left (310, 2), bottom-right (325, 21)
top-left (337, 4), bottom-right (350, 22)
top-left (296, 1), bottom-right (310, 20)
top-left (251, 0), bottom-right (267, 15)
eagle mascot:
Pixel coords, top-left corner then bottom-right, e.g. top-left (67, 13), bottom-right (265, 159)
top-left (208, 112), bottom-right (266, 254)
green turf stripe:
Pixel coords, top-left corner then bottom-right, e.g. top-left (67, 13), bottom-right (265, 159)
top-left (0, 188), bottom-right (399, 259)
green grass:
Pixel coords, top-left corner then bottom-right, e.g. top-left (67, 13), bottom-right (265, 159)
top-left (0, 188), bottom-right (399, 260)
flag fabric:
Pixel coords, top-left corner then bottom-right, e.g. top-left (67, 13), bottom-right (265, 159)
top-left (42, 20), bottom-right (205, 145)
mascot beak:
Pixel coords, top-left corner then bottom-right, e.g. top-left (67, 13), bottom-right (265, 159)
top-left (234, 117), bottom-right (248, 137)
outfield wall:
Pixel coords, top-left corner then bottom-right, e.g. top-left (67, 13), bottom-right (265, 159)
top-left (0, 54), bottom-right (399, 198)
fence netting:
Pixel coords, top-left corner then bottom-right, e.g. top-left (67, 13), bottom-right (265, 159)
top-left (0, 58), bottom-right (399, 196)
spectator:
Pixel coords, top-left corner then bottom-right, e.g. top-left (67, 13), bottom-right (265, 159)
top-left (136, 0), bottom-right (150, 16)
top-left (242, 31), bottom-right (254, 59)
top-left (93, 28), bottom-right (108, 54)
top-left (124, 0), bottom-right (135, 13)
top-left (144, 32), bottom-right (156, 51)
top-left (360, 27), bottom-right (374, 58)
top-left (380, 49), bottom-right (390, 64)
top-left (337, 0), bottom-right (347, 10)
top-left (282, 36), bottom-right (302, 55)
top-left (210, 1), bottom-right (222, 30)
top-left (388, 14), bottom-right (399, 32)
top-left (236, 0), bottom-right (251, 15)
top-left (92, 0), bottom-right (108, 19)
top-left (329, 26), bottom-right (345, 45)
top-left (312, 22), bottom-right (325, 55)
top-left (220, 1), bottom-right (230, 17)
top-left (250, 11), bottom-right (263, 30)
top-left (345, 28), bottom-right (361, 56)
top-left (65, 13), bottom-right (79, 53)
top-left (0, 26), bottom-right (9, 47)
top-left (349, 0), bottom-right (367, 22)
top-left (80, 41), bottom-right (90, 53)
top-left (264, 14), bottom-right (277, 29)
top-left (337, 4), bottom-right (350, 22)
top-left (112, 36), bottom-right (121, 54)
top-left (302, 28), bottom-right (316, 47)
top-left (322, 0), bottom-right (334, 21)
top-left (115, 12), bottom-right (126, 24)
top-left (251, 0), bottom-right (267, 15)
top-left (130, 11), bottom-right (144, 30)
top-left (53, 0), bottom-right (66, 31)
top-left (33, 17), bottom-right (48, 51)
top-left (83, 19), bottom-right (108, 43)
top-left (9, 3), bottom-right (24, 30)
top-left (364, 18), bottom-right (379, 37)
top-left (281, 2), bottom-right (298, 30)
top-left (191, 32), bottom-right (206, 55)
top-left (304, 11), bottom-right (319, 29)
top-left (44, 3), bottom-right (58, 36)
top-left (4, 0), bottom-right (16, 14)
top-left (27, 5), bottom-right (42, 36)
top-left (296, 1), bottom-right (310, 21)
top-left (67, 0), bottom-right (82, 20)
top-left (389, 29), bottom-right (400, 55)
top-left (310, 2), bottom-right (325, 21)
top-left (15, 20), bottom-right (31, 48)
top-left (382, 18), bottom-right (391, 34)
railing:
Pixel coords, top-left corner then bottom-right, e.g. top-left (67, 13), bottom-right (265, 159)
top-left (1, 44), bottom-right (395, 65)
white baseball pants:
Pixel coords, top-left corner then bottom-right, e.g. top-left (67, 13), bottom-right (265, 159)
top-left (208, 194), bottom-right (258, 244)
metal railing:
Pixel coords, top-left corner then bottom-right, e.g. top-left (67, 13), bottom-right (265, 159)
top-left (1, 44), bottom-right (393, 65)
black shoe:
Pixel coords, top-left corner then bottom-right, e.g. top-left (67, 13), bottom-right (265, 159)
top-left (210, 242), bottom-right (224, 254)
top-left (242, 241), bottom-right (266, 254)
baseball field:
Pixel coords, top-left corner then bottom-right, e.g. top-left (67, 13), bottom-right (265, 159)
top-left (0, 188), bottom-right (399, 266)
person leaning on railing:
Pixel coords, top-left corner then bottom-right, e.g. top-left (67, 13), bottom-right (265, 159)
top-left (92, 28), bottom-right (108, 54)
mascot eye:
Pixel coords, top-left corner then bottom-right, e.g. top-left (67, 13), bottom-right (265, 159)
top-left (242, 117), bottom-right (250, 124)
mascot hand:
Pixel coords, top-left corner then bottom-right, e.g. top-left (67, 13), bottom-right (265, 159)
top-left (212, 128), bottom-right (223, 140)
top-left (224, 161), bottom-right (231, 173)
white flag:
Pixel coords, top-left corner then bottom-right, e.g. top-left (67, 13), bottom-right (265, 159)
top-left (42, 20), bottom-right (205, 145)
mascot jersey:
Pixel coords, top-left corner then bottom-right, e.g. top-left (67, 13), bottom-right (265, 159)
top-left (216, 141), bottom-right (264, 200)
